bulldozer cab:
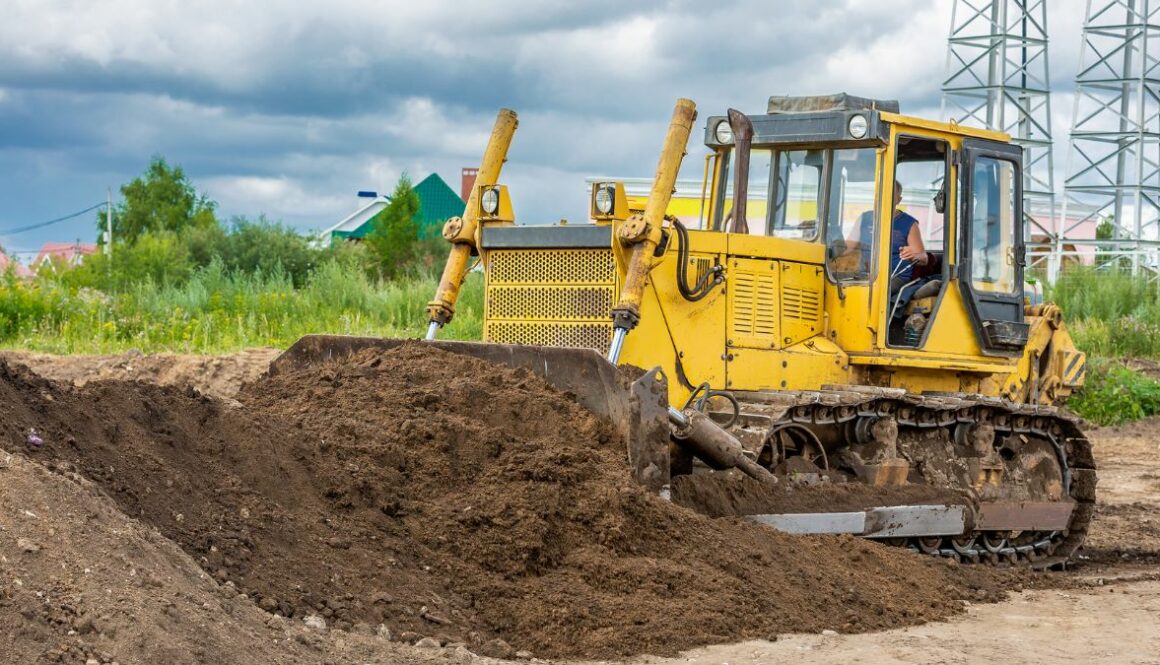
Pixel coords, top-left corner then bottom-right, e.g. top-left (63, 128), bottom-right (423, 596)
top-left (704, 94), bottom-right (1028, 359)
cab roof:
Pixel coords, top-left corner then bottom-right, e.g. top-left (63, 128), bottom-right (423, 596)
top-left (703, 92), bottom-right (1011, 149)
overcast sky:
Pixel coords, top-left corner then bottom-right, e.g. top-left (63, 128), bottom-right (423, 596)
top-left (0, 0), bottom-right (1089, 256)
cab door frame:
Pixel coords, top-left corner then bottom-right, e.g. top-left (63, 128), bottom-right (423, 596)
top-left (958, 138), bottom-right (1028, 357)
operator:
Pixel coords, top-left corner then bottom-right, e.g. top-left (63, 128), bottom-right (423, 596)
top-left (845, 180), bottom-right (928, 284)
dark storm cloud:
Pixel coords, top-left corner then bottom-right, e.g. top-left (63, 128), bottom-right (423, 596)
top-left (0, 0), bottom-right (1088, 253)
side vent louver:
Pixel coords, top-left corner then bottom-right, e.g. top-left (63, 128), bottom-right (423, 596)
top-left (728, 259), bottom-right (779, 349)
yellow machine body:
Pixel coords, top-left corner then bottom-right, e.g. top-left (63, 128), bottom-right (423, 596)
top-left (478, 102), bottom-right (1085, 409)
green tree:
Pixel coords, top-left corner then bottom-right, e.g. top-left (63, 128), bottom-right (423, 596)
top-left (100, 156), bottom-right (218, 244)
top-left (1095, 215), bottom-right (1132, 272)
top-left (221, 215), bottom-right (317, 286)
top-left (66, 231), bottom-right (193, 289)
top-left (364, 174), bottom-right (422, 279)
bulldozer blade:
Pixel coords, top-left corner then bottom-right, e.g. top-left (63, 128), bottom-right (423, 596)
top-left (748, 505), bottom-right (968, 538)
top-left (270, 335), bottom-right (672, 491)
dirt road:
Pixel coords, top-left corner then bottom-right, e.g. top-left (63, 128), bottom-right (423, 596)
top-left (628, 581), bottom-right (1160, 665)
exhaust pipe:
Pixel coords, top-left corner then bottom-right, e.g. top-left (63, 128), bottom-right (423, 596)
top-left (726, 109), bottom-right (754, 235)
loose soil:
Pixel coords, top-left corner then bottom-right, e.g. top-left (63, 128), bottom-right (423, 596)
top-left (0, 348), bottom-right (279, 400)
top-left (0, 345), bottom-right (1016, 662)
top-left (0, 452), bottom-right (452, 665)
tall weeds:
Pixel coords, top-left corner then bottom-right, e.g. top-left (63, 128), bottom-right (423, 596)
top-left (1047, 268), bottom-right (1160, 358)
top-left (0, 260), bottom-right (483, 354)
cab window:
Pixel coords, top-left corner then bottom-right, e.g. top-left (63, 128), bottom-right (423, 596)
top-left (720, 148), bottom-right (823, 240)
top-left (824, 147), bottom-right (878, 280)
top-left (720, 148), bottom-right (771, 234)
top-left (970, 157), bottom-right (1019, 293)
top-left (769, 150), bottom-right (822, 240)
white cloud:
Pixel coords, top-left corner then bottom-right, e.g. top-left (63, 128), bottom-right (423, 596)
top-left (202, 174), bottom-right (352, 222)
top-left (0, 0), bottom-right (1124, 246)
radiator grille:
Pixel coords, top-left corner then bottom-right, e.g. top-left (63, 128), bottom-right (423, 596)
top-left (488, 249), bottom-right (615, 285)
top-left (484, 248), bottom-right (616, 354)
top-left (487, 285), bottom-right (613, 320)
top-left (484, 321), bottom-right (613, 352)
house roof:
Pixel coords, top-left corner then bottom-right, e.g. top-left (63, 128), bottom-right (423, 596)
top-left (35, 242), bottom-right (97, 266)
top-left (0, 250), bottom-right (32, 278)
top-left (321, 173), bottom-right (466, 242)
top-left (413, 173), bottom-right (466, 227)
top-left (319, 197), bottom-right (390, 241)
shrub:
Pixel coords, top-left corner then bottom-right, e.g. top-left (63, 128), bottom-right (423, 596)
top-left (364, 175), bottom-right (422, 279)
top-left (63, 231), bottom-right (193, 290)
top-left (1049, 268), bottom-right (1160, 358)
top-left (1069, 360), bottom-right (1160, 426)
top-left (219, 216), bottom-right (318, 287)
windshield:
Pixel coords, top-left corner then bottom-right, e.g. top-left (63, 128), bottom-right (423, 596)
top-left (719, 148), bottom-right (823, 240)
top-left (720, 148), bottom-right (771, 233)
top-left (825, 147), bottom-right (878, 279)
top-left (718, 145), bottom-right (879, 254)
top-left (770, 150), bottom-right (823, 240)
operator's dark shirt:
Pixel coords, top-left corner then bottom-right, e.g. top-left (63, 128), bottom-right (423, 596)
top-left (857, 210), bottom-right (920, 282)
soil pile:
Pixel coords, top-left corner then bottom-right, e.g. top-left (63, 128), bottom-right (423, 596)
top-left (0, 346), bottom-right (1015, 660)
top-left (0, 348), bottom-right (279, 399)
top-left (0, 452), bottom-right (451, 665)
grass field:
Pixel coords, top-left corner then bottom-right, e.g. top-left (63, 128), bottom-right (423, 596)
top-left (1046, 268), bottom-right (1160, 358)
top-left (0, 261), bottom-right (483, 354)
top-left (4, 260), bottom-right (1160, 424)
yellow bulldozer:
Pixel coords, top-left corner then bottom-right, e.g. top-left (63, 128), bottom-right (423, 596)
top-left (275, 94), bottom-right (1095, 567)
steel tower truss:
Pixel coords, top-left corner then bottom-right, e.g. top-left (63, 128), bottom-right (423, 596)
top-left (943, 0), bottom-right (1057, 271)
top-left (1059, 0), bottom-right (1160, 276)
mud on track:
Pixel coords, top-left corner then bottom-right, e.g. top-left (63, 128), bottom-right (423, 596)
top-left (1, 345), bottom-right (1019, 661)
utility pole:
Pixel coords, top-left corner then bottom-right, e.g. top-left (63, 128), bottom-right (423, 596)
top-left (106, 187), bottom-right (113, 258)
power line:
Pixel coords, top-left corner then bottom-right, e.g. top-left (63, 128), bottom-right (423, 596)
top-left (0, 202), bottom-right (107, 236)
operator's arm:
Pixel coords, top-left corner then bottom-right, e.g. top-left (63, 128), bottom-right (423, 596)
top-left (898, 223), bottom-right (928, 264)
top-left (844, 226), bottom-right (860, 252)
top-left (842, 211), bottom-right (870, 252)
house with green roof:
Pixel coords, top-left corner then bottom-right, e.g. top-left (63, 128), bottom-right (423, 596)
top-left (321, 173), bottom-right (465, 243)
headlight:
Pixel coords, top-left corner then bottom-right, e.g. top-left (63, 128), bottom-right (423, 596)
top-left (848, 114), bottom-right (868, 139)
top-left (714, 120), bottom-right (733, 144)
top-left (594, 185), bottom-right (614, 214)
top-left (481, 187), bottom-right (500, 215)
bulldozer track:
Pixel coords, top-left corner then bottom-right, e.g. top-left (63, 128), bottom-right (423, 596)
top-left (726, 387), bottom-right (1096, 568)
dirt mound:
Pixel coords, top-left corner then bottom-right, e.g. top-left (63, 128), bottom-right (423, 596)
top-left (0, 451), bottom-right (452, 665)
top-left (0, 346), bottom-right (1017, 660)
top-left (0, 348), bottom-right (278, 399)
top-left (1124, 357), bottom-right (1160, 382)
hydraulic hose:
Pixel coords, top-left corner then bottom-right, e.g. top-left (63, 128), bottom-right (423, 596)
top-left (683, 381), bottom-right (741, 429)
top-left (671, 218), bottom-right (723, 302)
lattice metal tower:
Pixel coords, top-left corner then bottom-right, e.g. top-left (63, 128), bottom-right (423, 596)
top-left (1058, 0), bottom-right (1160, 277)
top-left (943, 0), bottom-right (1057, 271)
